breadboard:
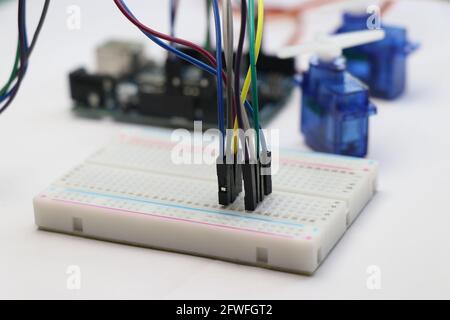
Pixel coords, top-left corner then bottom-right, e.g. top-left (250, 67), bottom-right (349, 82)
top-left (33, 130), bottom-right (377, 274)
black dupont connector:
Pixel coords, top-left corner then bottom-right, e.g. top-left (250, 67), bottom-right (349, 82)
top-left (242, 151), bottom-right (273, 211)
top-left (260, 151), bottom-right (272, 196)
top-left (217, 157), bottom-right (233, 205)
top-left (217, 151), bottom-right (271, 211)
top-left (233, 154), bottom-right (243, 200)
top-left (243, 161), bottom-right (258, 211)
top-left (217, 156), bottom-right (241, 206)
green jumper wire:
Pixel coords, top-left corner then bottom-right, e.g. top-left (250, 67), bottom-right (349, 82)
top-left (0, 42), bottom-right (21, 97)
top-left (248, 0), bottom-right (260, 156)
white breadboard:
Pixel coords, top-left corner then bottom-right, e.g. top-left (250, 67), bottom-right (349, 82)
top-left (33, 130), bottom-right (378, 274)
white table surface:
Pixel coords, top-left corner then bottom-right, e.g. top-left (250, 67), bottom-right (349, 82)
top-left (1, 0), bottom-right (449, 299)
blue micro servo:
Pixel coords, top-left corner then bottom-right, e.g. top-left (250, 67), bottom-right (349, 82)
top-left (336, 12), bottom-right (418, 100)
top-left (279, 30), bottom-right (385, 157)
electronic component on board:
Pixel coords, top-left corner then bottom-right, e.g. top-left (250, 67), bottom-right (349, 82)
top-left (68, 41), bottom-right (294, 129)
top-left (69, 68), bottom-right (116, 110)
top-left (96, 40), bottom-right (146, 78)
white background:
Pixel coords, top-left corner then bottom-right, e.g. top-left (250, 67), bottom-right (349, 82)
top-left (0, 0), bottom-right (449, 299)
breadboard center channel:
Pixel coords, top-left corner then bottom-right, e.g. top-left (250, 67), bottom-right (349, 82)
top-left (34, 130), bottom-right (377, 274)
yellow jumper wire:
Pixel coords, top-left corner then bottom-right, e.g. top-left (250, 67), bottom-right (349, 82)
top-left (233, 0), bottom-right (264, 151)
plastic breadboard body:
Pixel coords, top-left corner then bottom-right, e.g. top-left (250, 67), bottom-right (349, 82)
top-left (34, 131), bottom-right (378, 274)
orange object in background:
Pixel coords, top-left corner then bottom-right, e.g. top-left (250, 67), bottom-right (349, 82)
top-left (226, 0), bottom-right (396, 45)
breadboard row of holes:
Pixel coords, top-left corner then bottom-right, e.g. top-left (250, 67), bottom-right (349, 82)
top-left (88, 138), bottom-right (369, 198)
top-left (52, 163), bottom-right (347, 237)
top-left (114, 133), bottom-right (377, 170)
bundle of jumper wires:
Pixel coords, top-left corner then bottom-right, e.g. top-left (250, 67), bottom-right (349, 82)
top-left (114, 0), bottom-right (270, 211)
top-left (0, 0), bottom-right (50, 114)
